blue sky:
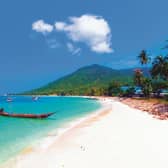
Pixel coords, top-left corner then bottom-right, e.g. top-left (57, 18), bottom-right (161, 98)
top-left (0, 0), bottom-right (168, 94)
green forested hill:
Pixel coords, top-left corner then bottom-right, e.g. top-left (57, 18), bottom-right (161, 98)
top-left (26, 64), bottom-right (141, 95)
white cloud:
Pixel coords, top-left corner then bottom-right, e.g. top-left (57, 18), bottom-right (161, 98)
top-left (32, 15), bottom-right (113, 54)
top-left (32, 20), bottom-right (53, 34)
top-left (47, 39), bottom-right (60, 49)
top-left (55, 22), bottom-right (67, 31)
top-left (67, 42), bottom-right (81, 55)
top-left (55, 14), bottom-right (112, 53)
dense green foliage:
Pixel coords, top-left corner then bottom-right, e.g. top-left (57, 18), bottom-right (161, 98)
top-left (134, 50), bottom-right (168, 99)
top-left (26, 64), bottom-right (135, 95)
top-left (106, 81), bottom-right (122, 96)
top-left (133, 69), bottom-right (144, 86)
top-left (141, 78), bottom-right (153, 97)
top-left (151, 55), bottom-right (168, 80)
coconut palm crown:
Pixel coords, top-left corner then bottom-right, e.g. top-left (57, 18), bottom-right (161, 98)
top-left (138, 50), bottom-right (150, 65)
top-left (151, 55), bottom-right (168, 80)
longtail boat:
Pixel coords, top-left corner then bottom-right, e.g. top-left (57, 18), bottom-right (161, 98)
top-left (0, 108), bottom-right (55, 119)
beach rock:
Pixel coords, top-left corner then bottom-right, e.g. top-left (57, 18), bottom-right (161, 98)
top-left (120, 98), bottom-right (168, 120)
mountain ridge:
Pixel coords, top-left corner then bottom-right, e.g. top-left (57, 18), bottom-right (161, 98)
top-left (26, 64), bottom-right (148, 95)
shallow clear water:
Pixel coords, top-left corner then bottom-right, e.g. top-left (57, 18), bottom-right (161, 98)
top-left (0, 96), bottom-right (101, 164)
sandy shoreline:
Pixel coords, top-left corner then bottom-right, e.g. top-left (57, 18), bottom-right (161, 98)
top-left (120, 98), bottom-right (168, 120)
top-left (0, 97), bottom-right (111, 168)
top-left (2, 97), bottom-right (168, 168)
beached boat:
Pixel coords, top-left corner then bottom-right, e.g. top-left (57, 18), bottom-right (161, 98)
top-left (0, 108), bottom-right (55, 119)
top-left (6, 97), bottom-right (13, 102)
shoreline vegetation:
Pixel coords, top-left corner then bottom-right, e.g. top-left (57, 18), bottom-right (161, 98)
top-left (21, 61), bottom-right (167, 108)
top-left (20, 49), bottom-right (167, 121)
top-left (2, 96), bottom-right (168, 168)
top-left (22, 48), bottom-right (167, 103)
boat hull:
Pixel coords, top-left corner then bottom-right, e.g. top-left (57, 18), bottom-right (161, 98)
top-left (0, 112), bottom-right (55, 119)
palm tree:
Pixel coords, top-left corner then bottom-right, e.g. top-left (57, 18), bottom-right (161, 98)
top-left (141, 78), bottom-right (152, 97)
top-left (151, 55), bottom-right (168, 80)
top-left (138, 50), bottom-right (150, 66)
top-left (133, 69), bottom-right (144, 86)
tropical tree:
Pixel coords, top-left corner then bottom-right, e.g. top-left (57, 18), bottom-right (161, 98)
top-left (141, 78), bottom-right (153, 97)
top-left (152, 80), bottom-right (168, 97)
top-left (133, 69), bottom-right (144, 86)
top-left (138, 50), bottom-right (150, 65)
top-left (107, 81), bottom-right (122, 96)
top-left (122, 87), bottom-right (135, 97)
top-left (151, 55), bottom-right (168, 80)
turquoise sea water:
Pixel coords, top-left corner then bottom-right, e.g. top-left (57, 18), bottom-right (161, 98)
top-left (0, 96), bottom-right (101, 164)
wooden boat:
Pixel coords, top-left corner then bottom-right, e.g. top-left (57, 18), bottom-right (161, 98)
top-left (0, 108), bottom-right (55, 119)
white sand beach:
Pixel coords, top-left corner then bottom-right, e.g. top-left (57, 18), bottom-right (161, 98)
top-left (2, 98), bottom-right (168, 168)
